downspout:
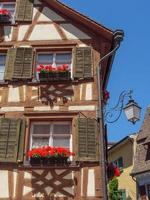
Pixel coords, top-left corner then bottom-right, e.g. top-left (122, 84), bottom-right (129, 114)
top-left (97, 30), bottom-right (124, 200)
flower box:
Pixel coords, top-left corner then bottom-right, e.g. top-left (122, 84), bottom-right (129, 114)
top-left (37, 64), bottom-right (71, 81)
top-left (30, 157), bottom-right (42, 165)
top-left (39, 72), bottom-right (71, 81)
top-left (41, 156), bottom-right (69, 165)
top-left (0, 9), bottom-right (11, 23)
top-left (28, 146), bottom-right (74, 166)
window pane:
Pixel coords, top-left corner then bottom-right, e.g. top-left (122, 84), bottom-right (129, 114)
top-left (56, 53), bottom-right (72, 64)
top-left (0, 55), bottom-right (6, 81)
top-left (3, 3), bottom-right (15, 9)
top-left (32, 137), bottom-right (49, 148)
top-left (53, 124), bottom-right (70, 135)
top-left (0, 55), bottom-right (6, 64)
top-left (53, 137), bottom-right (70, 148)
top-left (33, 124), bottom-right (50, 135)
top-left (37, 54), bottom-right (53, 64)
top-left (2, 3), bottom-right (15, 17)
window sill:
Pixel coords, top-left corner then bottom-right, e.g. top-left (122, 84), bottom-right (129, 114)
top-left (0, 21), bottom-right (18, 26)
top-left (0, 78), bottom-right (94, 86)
top-left (18, 162), bottom-right (80, 171)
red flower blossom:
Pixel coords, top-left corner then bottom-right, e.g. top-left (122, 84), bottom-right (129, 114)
top-left (103, 90), bottom-right (110, 104)
top-left (27, 146), bottom-right (75, 158)
top-left (114, 166), bottom-right (121, 177)
top-left (107, 163), bottom-right (121, 180)
top-left (0, 9), bottom-right (10, 16)
top-left (36, 64), bottom-right (69, 73)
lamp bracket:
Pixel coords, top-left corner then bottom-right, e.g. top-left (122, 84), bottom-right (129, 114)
top-left (104, 90), bottom-right (133, 123)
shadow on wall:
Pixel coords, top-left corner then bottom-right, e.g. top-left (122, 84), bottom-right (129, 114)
top-left (39, 84), bottom-right (74, 107)
top-left (146, 147), bottom-right (150, 161)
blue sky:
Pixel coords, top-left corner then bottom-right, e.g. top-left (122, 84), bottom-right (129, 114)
top-left (62, 0), bottom-right (150, 142)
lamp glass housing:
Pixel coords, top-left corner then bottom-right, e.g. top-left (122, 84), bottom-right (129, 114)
top-left (123, 100), bottom-right (141, 124)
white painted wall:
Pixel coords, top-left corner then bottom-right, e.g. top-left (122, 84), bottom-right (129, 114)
top-left (85, 83), bottom-right (92, 100)
top-left (87, 169), bottom-right (95, 196)
top-left (29, 24), bottom-right (61, 40)
top-left (0, 171), bottom-right (9, 198)
top-left (8, 86), bottom-right (20, 102)
top-left (18, 25), bottom-right (30, 41)
top-left (69, 105), bottom-right (95, 111)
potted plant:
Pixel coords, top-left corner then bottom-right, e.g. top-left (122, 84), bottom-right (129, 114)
top-left (0, 9), bottom-right (11, 23)
top-left (36, 64), bottom-right (71, 81)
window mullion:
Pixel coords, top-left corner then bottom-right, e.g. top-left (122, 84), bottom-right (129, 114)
top-left (53, 53), bottom-right (56, 67)
top-left (49, 124), bottom-right (53, 146)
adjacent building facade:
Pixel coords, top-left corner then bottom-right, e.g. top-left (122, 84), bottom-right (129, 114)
top-left (0, 0), bottom-right (123, 199)
top-left (108, 135), bottom-right (137, 199)
top-left (132, 107), bottom-right (150, 200)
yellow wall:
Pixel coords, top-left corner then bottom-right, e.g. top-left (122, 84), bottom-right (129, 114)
top-left (108, 138), bottom-right (137, 200)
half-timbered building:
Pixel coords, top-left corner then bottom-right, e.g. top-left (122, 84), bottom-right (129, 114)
top-left (0, 0), bottom-right (123, 199)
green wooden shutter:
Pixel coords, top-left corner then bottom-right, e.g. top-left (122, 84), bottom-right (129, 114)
top-left (118, 157), bottom-right (123, 168)
top-left (4, 48), bottom-right (33, 80)
top-left (0, 118), bottom-right (21, 163)
top-left (15, 0), bottom-right (34, 22)
top-left (4, 48), bottom-right (16, 80)
top-left (13, 48), bottom-right (33, 79)
top-left (76, 118), bottom-right (99, 161)
top-left (73, 47), bottom-right (93, 79)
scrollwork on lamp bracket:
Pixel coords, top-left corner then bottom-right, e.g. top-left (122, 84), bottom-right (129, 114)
top-left (104, 90), bottom-right (133, 123)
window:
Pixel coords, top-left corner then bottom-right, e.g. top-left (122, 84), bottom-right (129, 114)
top-left (0, 54), bottom-right (6, 80)
top-left (146, 184), bottom-right (150, 199)
top-left (30, 121), bottom-right (72, 150)
top-left (36, 52), bottom-right (72, 79)
top-left (113, 157), bottom-right (123, 168)
top-left (118, 189), bottom-right (126, 200)
top-left (0, 2), bottom-right (16, 21)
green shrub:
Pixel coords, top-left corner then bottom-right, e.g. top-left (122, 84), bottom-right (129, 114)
top-left (108, 178), bottom-right (119, 200)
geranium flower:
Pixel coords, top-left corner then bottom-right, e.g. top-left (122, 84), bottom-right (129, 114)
top-left (27, 146), bottom-right (75, 158)
top-left (0, 9), bottom-right (10, 16)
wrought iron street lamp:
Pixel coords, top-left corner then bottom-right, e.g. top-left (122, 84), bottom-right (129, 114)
top-left (104, 90), bottom-right (141, 124)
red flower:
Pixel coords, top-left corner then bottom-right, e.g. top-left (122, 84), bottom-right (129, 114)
top-left (27, 146), bottom-right (75, 158)
top-left (103, 90), bottom-right (110, 104)
top-left (0, 9), bottom-right (10, 16)
top-left (36, 64), bottom-right (69, 74)
top-left (114, 166), bottom-right (121, 177)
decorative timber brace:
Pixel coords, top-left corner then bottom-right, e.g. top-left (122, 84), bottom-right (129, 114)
top-left (0, 118), bottom-right (25, 163)
top-left (75, 118), bottom-right (100, 161)
top-left (15, 0), bottom-right (34, 22)
top-left (4, 47), bottom-right (33, 80)
top-left (73, 46), bottom-right (93, 79)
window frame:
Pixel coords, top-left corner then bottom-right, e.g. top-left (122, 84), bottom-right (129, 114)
top-left (0, 52), bottom-right (6, 81)
top-left (0, 2), bottom-right (16, 23)
top-left (30, 121), bottom-right (72, 151)
top-left (113, 157), bottom-right (123, 169)
top-left (35, 51), bottom-right (73, 80)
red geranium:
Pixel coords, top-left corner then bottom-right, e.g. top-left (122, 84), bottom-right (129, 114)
top-left (0, 9), bottom-right (10, 16)
top-left (107, 163), bottom-right (121, 180)
top-left (36, 64), bottom-right (69, 73)
top-left (103, 90), bottom-right (110, 104)
top-left (27, 146), bottom-right (75, 158)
